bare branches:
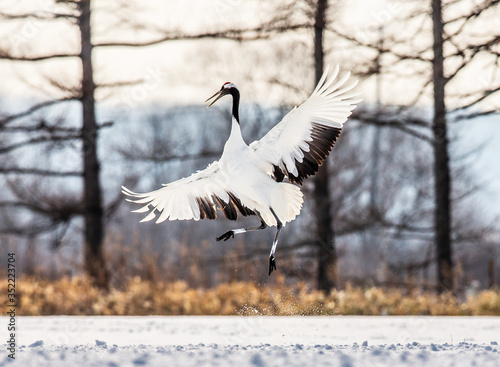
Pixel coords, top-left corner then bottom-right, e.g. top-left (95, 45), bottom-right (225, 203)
top-left (0, 98), bottom-right (77, 127)
top-left (0, 167), bottom-right (81, 176)
top-left (92, 0), bottom-right (310, 48)
top-left (96, 79), bottom-right (144, 89)
top-left (451, 108), bottom-right (499, 121)
top-left (2, 119), bottom-right (112, 133)
top-left (3, 119), bottom-right (76, 133)
top-left (6, 178), bottom-right (83, 220)
top-left (0, 51), bottom-right (79, 62)
top-left (94, 23), bottom-right (310, 48)
top-left (44, 75), bottom-right (82, 99)
top-left (446, 34), bottom-right (500, 83)
top-left (0, 5), bottom-right (78, 21)
top-left (445, 0), bottom-right (500, 27)
top-left (450, 85), bottom-right (500, 116)
top-left (118, 149), bottom-right (220, 164)
top-left (353, 109), bottom-right (434, 144)
top-left (0, 220), bottom-right (64, 237)
top-left (327, 26), bottom-right (432, 64)
top-left (380, 218), bottom-right (434, 235)
top-left (0, 134), bottom-right (80, 155)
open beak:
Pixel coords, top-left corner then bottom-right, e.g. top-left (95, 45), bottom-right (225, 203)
top-left (205, 90), bottom-right (224, 108)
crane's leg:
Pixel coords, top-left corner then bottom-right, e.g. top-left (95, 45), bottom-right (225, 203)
top-left (268, 209), bottom-right (282, 276)
top-left (216, 215), bottom-right (267, 242)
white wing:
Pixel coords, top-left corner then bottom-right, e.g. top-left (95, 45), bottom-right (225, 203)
top-left (121, 161), bottom-right (254, 223)
top-left (250, 65), bottom-right (361, 184)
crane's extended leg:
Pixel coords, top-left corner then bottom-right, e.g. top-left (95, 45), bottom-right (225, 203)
top-left (216, 217), bottom-right (267, 242)
top-left (268, 209), bottom-right (282, 276)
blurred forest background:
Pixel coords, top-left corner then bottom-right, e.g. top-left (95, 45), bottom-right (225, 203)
top-left (0, 0), bottom-right (499, 303)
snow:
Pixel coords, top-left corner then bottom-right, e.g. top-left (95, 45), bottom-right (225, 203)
top-left (2, 316), bottom-right (500, 366)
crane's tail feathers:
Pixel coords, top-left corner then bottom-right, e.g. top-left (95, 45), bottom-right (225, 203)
top-left (265, 183), bottom-right (303, 226)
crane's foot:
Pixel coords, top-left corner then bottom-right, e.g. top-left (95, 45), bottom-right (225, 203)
top-left (268, 254), bottom-right (277, 276)
top-left (216, 230), bottom-right (234, 242)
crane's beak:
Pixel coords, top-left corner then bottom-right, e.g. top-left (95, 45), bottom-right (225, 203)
top-left (205, 90), bottom-right (224, 108)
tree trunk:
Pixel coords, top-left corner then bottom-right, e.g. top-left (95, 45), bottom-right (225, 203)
top-left (77, 0), bottom-right (110, 289)
top-left (313, 0), bottom-right (337, 292)
top-left (431, 0), bottom-right (453, 293)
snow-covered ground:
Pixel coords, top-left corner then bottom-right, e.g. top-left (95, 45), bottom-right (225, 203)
top-left (2, 316), bottom-right (500, 366)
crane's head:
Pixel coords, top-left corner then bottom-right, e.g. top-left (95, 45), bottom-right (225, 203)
top-left (205, 82), bottom-right (239, 107)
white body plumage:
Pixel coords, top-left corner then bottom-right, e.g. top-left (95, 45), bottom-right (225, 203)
top-left (218, 117), bottom-right (303, 227)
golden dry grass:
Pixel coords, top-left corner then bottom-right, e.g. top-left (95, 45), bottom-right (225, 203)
top-left (5, 276), bottom-right (500, 316)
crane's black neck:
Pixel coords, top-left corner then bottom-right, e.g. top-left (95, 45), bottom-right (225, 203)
top-left (229, 87), bottom-right (240, 124)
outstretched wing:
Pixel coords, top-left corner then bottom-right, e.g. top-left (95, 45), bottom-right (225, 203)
top-left (122, 161), bottom-right (254, 223)
top-left (250, 65), bottom-right (361, 184)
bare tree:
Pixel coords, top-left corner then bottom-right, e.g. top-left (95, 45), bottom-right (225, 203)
top-left (0, 1), bottom-right (114, 287)
top-left (431, 0), bottom-right (453, 292)
top-left (77, 0), bottom-right (110, 288)
top-left (331, 0), bottom-right (500, 292)
top-left (312, 0), bottom-right (337, 292)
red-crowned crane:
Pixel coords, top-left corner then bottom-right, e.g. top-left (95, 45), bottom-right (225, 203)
top-left (122, 65), bottom-right (361, 275)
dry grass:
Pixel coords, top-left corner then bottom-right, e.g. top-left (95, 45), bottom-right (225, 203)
top-left (5, 276), bottom-right (500, 316)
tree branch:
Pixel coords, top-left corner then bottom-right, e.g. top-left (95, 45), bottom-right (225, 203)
top-left (446, 34), bottom-right (500, 83)
top-left (2, 120), bottom-right (113, 133)
top-left (450, 85), bottom-right (500, 114)
top-left (327, 26), bottom-right (432, 64)
top-left (0, 51), bottom-right (79, 62)
top-left (0, 167), bottom-right (81, 176)
top-left (451, 108), bottom-right (499, 121)
top-left (355, 113), bottom-right (433, 144)
top-left (0, 134), bottom-right (80, 154)
top-left (0, 221), bottom-right (62, 237)
top-left (0, 201), bottom-right (28, 208)
top-left (96, 79), bottom-right (144, 89)
top-left (0, 8), bottom-right (78, 21)
top-left (94, 23), bottom-right (310, 48)
top-left (0, 98), bottom-right (77, 127)
top-left (445, 0), bottom-right (500, 27)
top-left (118, 149), bottom-right (220, 163)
